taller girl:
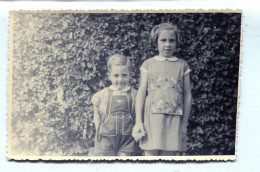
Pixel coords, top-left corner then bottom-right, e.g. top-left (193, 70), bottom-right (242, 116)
top-left (133, 23), bottom-right (192, 156)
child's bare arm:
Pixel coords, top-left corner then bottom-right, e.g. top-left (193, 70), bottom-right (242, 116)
top-left (93, 107), bottom-right (101, 130)
top-left (183, 73), bottom-right (192, 127)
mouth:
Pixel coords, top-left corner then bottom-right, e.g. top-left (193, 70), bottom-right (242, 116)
top-left (116, 83), bottom-right (126, 89)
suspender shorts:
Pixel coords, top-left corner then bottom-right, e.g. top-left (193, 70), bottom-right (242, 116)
top-left (94, 88), bottom-right (138, 155)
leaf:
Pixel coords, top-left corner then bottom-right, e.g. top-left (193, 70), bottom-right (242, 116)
top-left (201, 94), bottom-right (207, 99)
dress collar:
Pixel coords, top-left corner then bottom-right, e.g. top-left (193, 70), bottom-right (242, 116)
top-left (153, 55), bottom-right (179, 62)
top-left (109, 85), bottom-right (131, 91)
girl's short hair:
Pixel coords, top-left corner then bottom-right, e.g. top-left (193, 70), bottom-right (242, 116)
top-left (107, 54), bottom-right (132, 73)
top-left (151, 23), bottom-right (181, 47)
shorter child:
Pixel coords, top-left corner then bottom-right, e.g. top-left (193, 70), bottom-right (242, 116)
top-left (91, 54), bottom-right (138, 156)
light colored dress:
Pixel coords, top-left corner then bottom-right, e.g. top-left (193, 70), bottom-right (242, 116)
top-left (140, 56), bottom-right (191, 151)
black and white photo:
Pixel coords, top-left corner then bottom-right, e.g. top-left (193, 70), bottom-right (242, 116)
top-left (8, 10), bottom-right (241, 160)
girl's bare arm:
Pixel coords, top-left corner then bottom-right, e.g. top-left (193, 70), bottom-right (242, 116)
top-left (133, 70), bottom-right (148, 134)
top-left (135, 70), bottom-right (147, 123)
top-left (183, 73), bottom-right (192, 126)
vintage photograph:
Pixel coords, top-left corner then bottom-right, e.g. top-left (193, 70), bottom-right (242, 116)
top-left (8, 10), bottom-right (241, 160)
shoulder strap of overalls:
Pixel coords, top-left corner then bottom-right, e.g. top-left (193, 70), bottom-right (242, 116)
top-left (106, 88), bottom-right (113, 115)
top-left (128, 88), bottom-right (134, 115)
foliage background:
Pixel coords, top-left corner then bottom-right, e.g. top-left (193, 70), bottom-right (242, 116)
top-left (10, 12), bottom-right (241, 156)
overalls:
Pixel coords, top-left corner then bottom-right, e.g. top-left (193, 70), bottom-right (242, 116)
top-left (95, 88), bottom-right (137, 155)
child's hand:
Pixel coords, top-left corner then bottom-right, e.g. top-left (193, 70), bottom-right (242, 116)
top-left (132, 123), bottom-right (146, 142)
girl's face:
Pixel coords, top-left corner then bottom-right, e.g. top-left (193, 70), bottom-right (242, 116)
top-left (108, 65), bottom-right (130, 90)
top-left (157, 30), bottom-right (177, 58)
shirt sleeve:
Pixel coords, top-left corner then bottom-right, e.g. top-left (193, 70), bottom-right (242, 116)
top-left (184, 61), bottom-right (191, 75)
top-left (140, 60), bottom-right (148, 73)
top-left (91, 88), bottom-right (109, 115)
top-left (91, 91), bottom-right (101, 108)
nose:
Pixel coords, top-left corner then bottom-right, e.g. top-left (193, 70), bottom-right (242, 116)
top-left (118, 76), bottom-right (123, 82)
top-left (165, 40), bottom-right (170, 46)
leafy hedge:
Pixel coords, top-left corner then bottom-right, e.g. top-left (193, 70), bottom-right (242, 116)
top-left (10, 12), bottom-right (241, 156)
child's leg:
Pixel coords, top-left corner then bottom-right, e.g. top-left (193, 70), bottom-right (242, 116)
top-left (94, 134), bottom-right (116, 156)
top-left (144, 150), bottom-right (159, 156)
top-left (117, 152), bottom-right (132, 156)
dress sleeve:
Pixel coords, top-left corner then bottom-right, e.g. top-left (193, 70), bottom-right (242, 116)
top-left (140, 60), bottom-right (148, 73)
top-left (184, 60), bottom-right (191, 75)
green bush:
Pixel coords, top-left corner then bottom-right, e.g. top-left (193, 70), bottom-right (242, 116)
top-left (10, 12), bottom-right (241, 156)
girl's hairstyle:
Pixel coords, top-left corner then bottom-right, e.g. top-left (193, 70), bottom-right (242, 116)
top-left (151, 23), bottom-right (181, 47)
top-left (107, 54), bottom-right (132, 73)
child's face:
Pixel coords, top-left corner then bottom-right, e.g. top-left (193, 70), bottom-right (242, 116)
top-left (108, 65), bottom-right (130, 90)
top-left (157, 30), bottom-right (177, 58)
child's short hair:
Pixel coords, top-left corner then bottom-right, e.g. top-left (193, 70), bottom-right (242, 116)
top-left (107, 54), bottom-right (132, 73)
top-left (151, 23), bottom-right (181, 47)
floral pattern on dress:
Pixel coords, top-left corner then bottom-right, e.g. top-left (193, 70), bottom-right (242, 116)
top-left (149, 76), bottom-right (183, 93)
top-left (149, 75), bottom-right (184, 115)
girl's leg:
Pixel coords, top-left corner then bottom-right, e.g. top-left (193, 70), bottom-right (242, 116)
top-left (159, 150), bottom-right (180, 156)
top-left (117, 152), bottom-right (131, 156)
top-left (95, 152), bottom-right (116, 156)
top-left (144, 150), bottom-right (159, 156)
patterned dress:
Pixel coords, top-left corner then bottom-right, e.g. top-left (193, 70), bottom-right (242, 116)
top-left (140, 56), bottom-right (191, 151)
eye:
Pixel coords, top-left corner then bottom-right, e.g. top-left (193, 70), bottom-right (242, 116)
top-left (122, 74), bottom-right (128, 77)
top-left (160, 38), bottom-right (167, 42)
top-left (113, 74), bottom-right (119, 78)
top-left (169, 39), bottom-right (175, 43)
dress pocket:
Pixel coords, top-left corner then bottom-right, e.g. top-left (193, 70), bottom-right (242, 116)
top-left (122, 113), bottom-right (134, 135)
top-left (100, 114), bottom-right (117, 136)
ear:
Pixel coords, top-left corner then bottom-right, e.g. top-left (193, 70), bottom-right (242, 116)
top-left (107, 72), bottom-right (111, 80)
top-left (130, 71), bottom-right (133, 78)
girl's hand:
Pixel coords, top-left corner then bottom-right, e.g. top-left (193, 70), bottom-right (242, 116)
top-left (181, 124), bottom-right (187, 138)
top-left (132, 123), bottom-right (146, 142)
top-left (133, 122), bottom-right (146, 135)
